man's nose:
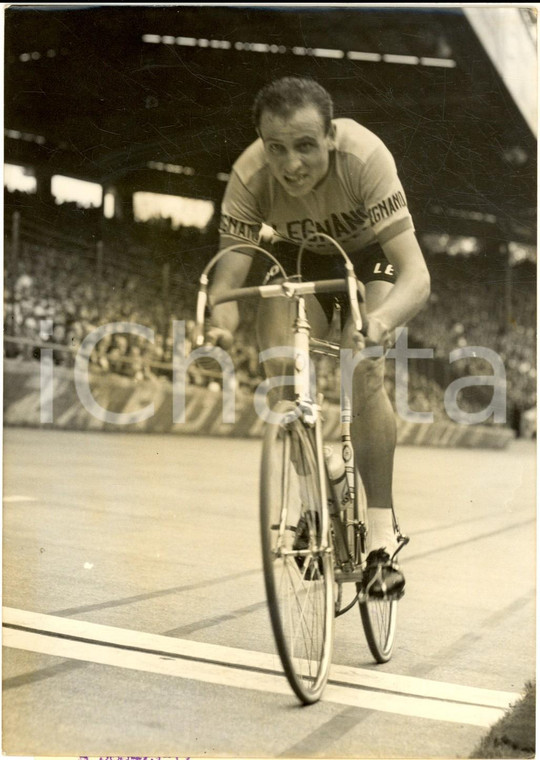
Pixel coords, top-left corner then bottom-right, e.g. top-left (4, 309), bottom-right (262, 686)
top-left (283, 151), bottom-right (303, 172)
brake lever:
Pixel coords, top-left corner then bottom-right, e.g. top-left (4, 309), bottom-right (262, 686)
top-left (345, 264), bottom-right (368, 336)
top-left (193, 275), bottom-right (209, 347)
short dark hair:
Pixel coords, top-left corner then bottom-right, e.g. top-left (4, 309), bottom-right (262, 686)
top-left (252, 77), bottom-right (334, 134)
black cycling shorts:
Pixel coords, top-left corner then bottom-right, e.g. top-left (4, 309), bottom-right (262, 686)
top-left (264, 240), bottom-right (396, 323)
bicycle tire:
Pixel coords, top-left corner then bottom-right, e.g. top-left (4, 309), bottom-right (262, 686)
top-left (359, 593), bottom-right (398, 663)
top-left (260, 402), bottom-right (334, 704)
top-left (355, 481), bottom-right (399, 664)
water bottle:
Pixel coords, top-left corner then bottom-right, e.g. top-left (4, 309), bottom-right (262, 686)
top-left (324, 446), bottom-right (352, 513)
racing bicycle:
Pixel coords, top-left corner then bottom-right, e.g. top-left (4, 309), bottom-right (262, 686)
top-left (193, 235), bottom-right (408, 704)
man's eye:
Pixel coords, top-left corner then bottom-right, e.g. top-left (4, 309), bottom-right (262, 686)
top-left (268, 144), bottom-right (284, 154)
top-left (298, 142), bottom-right (315, 152)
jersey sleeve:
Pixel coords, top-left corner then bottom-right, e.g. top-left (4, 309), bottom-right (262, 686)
top-left (219, 169), bottom-right (263, 250)
top-left (360, 144), bottom-right (414, 245)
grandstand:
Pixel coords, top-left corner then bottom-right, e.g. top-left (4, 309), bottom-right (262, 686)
top-left (4, 5), bottom-right (537, 436)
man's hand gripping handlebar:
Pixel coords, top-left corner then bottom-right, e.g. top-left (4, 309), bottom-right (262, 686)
top-left (344, 256), bottom-right (393, 352)
top-left (190, 274), bottom-right (234, 356)
top-left (203, 326), bottom-right (234, 351)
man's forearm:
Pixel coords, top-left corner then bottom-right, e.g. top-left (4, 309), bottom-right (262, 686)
top-left (371, 268), bottom-right (431, 331)
top-left (208, 300), bottom-right (240, 334)
top-left (207, 245), bottom-right (254, 336)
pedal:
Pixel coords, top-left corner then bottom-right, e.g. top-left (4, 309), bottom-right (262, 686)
top-left (391, 535), bottom-right (410, 562)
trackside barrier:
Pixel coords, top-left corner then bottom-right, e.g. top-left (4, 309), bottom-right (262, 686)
top-left (3, 360), bottom-right (514, 448)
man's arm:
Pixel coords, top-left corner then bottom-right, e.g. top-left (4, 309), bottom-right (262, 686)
top-left (207, 154), bottom-right (263, 344)
top-left (206, 249), bottom-right (254, 345)
top-left (367, 229), bottom-right (431, 343)
top-left (355, 138), bottom-right (430, 343)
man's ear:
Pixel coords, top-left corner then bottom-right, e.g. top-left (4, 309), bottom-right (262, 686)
top-left (327, 122), bottom-right (337, 149)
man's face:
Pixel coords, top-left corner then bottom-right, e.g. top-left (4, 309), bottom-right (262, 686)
top-left (258, 105), bottom-right (335, 197)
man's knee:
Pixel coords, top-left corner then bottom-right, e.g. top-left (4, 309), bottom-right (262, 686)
top-left (256, 300), bottom-right (294, 351)
top-left (352, 354), bottom-right (386, 397)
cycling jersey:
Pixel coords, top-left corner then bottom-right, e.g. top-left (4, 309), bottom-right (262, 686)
top-left (219, 118), bottom-right (414, 256)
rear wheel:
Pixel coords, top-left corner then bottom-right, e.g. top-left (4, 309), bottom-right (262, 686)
top-left (359, 593), bottom-right (398, 663)
top-left (356, 482), bottom-right (399, 663)
top-left (260, 404), bottom-right (334, 704)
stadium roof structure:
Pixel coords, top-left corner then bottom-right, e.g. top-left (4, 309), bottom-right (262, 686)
top-left (4, 4), bottom-right (537, 244)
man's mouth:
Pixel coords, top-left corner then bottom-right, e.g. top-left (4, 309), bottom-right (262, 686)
top-left (284, 174), bottom-right (308, 188)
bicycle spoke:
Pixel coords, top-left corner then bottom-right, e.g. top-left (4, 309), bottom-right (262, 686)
top-left (261, 411), bottom-right (334, 703)
top-left (280, 556), bottom-right (325, 682)
top-left (359, 594), bottom-right (398, 663)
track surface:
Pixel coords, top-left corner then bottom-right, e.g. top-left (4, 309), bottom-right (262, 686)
top-left (2, 428), bottom-right (535, 757)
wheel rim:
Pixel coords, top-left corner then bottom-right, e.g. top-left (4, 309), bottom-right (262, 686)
top-left (359, 596), bottom-right (398, 662)
top-left (261, 417), bottom-right (334, 702)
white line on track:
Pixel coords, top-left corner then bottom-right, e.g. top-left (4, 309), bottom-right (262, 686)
top-left (4, 495), bottom-right (38, 503)
top-left (3, 607), bottom-right (519, 728)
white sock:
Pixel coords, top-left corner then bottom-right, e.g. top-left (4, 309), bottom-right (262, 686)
top-left (367, 508), bottom-right (397, 555)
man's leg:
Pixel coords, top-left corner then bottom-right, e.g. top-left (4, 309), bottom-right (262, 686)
top-left (342, 280), bottom-right (404, 596)
top-left (341, 280), bottom-right (398, 556)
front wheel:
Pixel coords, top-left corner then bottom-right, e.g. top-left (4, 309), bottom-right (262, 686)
top-left (260, 404), bottom-right (334, 704)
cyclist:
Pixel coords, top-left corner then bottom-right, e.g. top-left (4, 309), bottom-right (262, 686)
top-left (207, 76), bottom-right (431, 596)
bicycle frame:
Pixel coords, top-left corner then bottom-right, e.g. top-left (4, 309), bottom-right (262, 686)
top-left (193, 240), bottom-right (369, 577)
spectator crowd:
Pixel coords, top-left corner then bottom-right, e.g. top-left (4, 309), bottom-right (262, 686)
top-left (4, 203), bottom-right (536, 433)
